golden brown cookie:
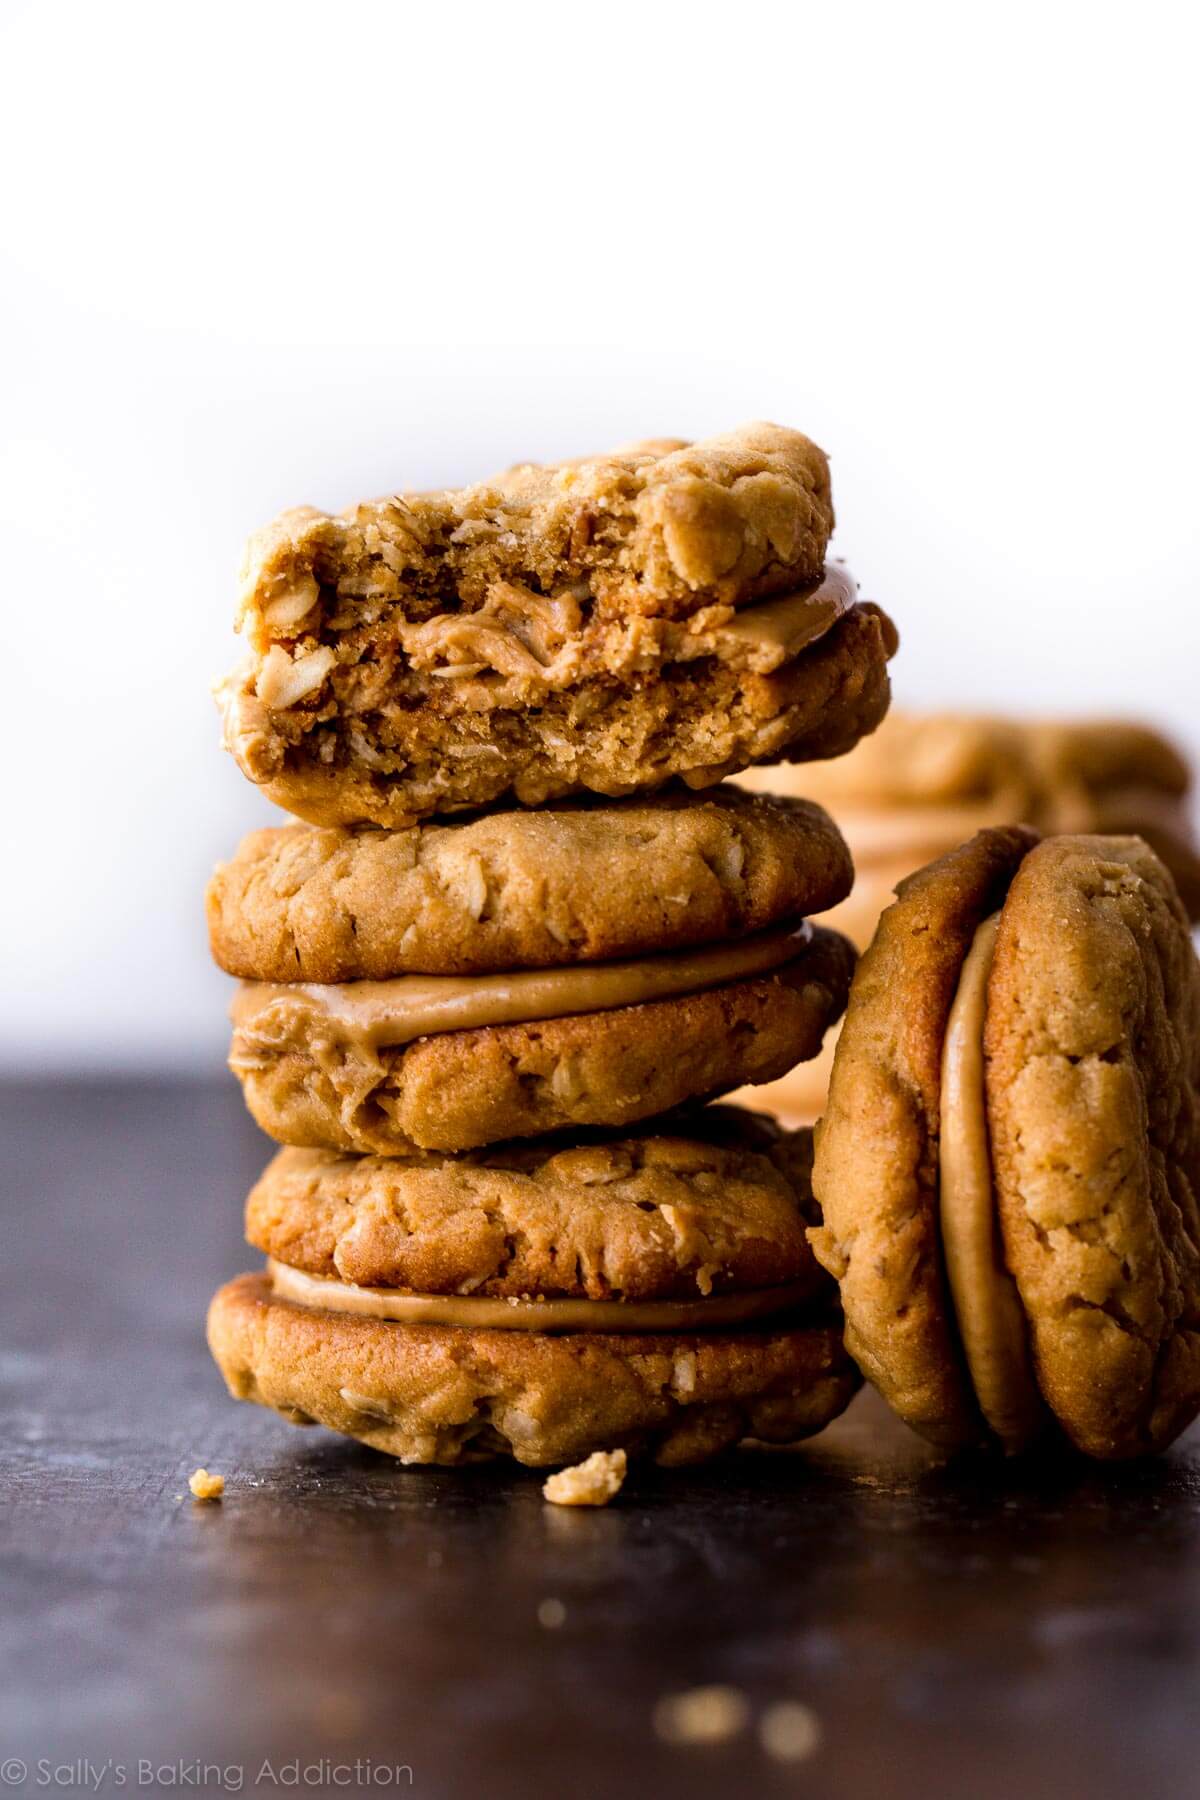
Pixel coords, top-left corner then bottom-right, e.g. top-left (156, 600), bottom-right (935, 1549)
top-left (733, 709), bottom-right (1200, 1123)
top-left (230, 925), bottom-right (855, 1154)
top-left (985, 837), bottom-right (1200, 1457)
top-left (220, 580), bottom-right (897, 828)
top-left (214, 422), bottom-right (899, 826)
top-left (743, 710), bottom-right (1200, 918)
top-left (811, 829), bottom-right (1200, 1460)
top-left (207, 1272), bottom-right (859, 1467)
top-left (207, 787), bottom-right (853, 983)
top-left (244, 1108), bottom-right (827, 1302)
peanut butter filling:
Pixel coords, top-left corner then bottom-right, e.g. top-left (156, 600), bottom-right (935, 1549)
top-left (231, 921), bottom-right (812, 1068)
top-left (252, 563), bottom-right (858, 707)
top-left (268, 1259), bottom-right (813, 1333)
top-left (939, 912), bottom-right (1048, 1452)
top-left (227, 565), bottom-right (863, 734)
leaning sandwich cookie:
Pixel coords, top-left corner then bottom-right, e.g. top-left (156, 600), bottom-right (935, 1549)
top-left (211, 790), bottom-right (857, 1153)
top-left (206, 1109), bottom-right (861, 1467)
top-left (810, 828), bottom-right (1200, 1459)
top-left (216, 424), bottom-right (897, 828)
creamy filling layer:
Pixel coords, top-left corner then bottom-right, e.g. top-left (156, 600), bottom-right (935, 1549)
top-left (231, 920), bottom-right (813, 1066)
top-left (268, 1258), bottom-right (812, 1333)
top-left (939, 911), bottom-right (1049, 1453)
top-left (244, 564), bottom-right (859, 716)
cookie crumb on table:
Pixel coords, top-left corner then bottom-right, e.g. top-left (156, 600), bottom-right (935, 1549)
top-left (188, 1468), bottom-right (224, 1501)
top-left (653, 1685), bottom-right (750, 1746)
top-left (542, 1448), bottom-right (627, 1507)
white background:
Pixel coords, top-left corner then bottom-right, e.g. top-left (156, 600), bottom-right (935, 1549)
top-left (2, 0), bottom-right (1197, 1072)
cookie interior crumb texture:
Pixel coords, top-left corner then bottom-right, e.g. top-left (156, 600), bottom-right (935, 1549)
top-left (188, 1468), bottom-right (224, 1501)
top-left (542, 1447), bottom-right (628, 1507)
top-left (216, 424), bottom-right (899, 826)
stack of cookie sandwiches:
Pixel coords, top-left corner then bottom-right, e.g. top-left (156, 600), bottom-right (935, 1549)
top-left (738, 710), bottom-right (1200, 1122)
top-left (205, 424), bottom-right (900, 1469)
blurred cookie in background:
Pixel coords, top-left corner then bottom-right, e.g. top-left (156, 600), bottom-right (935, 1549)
top-left (734, 711), bottom-right (1200, 1122)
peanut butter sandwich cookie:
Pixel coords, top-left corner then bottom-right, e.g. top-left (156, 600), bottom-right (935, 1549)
top-left (207, 1108), bottom-right (861, 1467)
top-left (217, 424), bottom-right (897, 827)
top-left (738, 710), bottom-right (1200, 1123)
top-left (811, 828), bottom-right (1200, 1460)
top-left (215, 791), bottom-right (856, 1153)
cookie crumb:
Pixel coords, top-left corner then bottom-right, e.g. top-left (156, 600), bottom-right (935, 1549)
top-left (188, 1468), bottom-right (224, 1501)
top-left (537, 1597), bottom-right (567, 1629)
top-left (653, 1685), bottom-right (749, 1746)
top-left (759, 1701), bottom-right (821, 1762)
top-left (543, 1448), bottom-right (627, 1508)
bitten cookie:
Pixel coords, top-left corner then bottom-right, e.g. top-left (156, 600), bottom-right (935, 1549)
top-left (208, 1109), bottom-right (860, 1466)
top-left (811, 828), bottom-right (1200, 1460)
top-left (216, 424), bottom-right (897, 826)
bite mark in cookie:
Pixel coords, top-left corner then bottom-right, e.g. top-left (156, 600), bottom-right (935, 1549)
top-left (214, 423), bottom-right (899, 826)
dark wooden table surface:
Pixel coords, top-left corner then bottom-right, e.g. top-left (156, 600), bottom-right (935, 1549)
top-left (3, 1078), bottom-right (1200, 1799)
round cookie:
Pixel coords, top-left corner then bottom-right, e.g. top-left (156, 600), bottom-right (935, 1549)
top-left (218, 424), bottom-right (898, 827)
top-left (230, 926), bottom-right (855, 1154)
top-left (733, 709), bottom-right (1200, 1125)
top-left (743, 710), bottom-right (1200, 919)
top-left (207, 787), bottom-right (853, 983)
top-left (211, 1107), bottom-right (859, 1468)
top-left (985, 836), bottom-right (1200, 1458)
top-left (244, 1107), bottom-right (827, 1302)
top-left (208, 1273), bottom-right (860, 1468)
top-left (811, 828), bottom-right (1200, 1460)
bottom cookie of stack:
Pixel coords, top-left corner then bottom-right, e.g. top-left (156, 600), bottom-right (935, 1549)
top-left (207, 1109), bottom-right (860, 1467)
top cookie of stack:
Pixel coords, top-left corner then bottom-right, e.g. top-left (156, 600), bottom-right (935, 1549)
top-left (217, 423), bottom-right (898, 827)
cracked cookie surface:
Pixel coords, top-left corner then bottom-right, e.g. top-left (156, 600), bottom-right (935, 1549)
top-left (207, 787), bottom-right (852, 983)
top-left (231, 928), bottom-right (855, 1154)
top-left (235, 424), bottom-right (834, 648)
top-left (986, 835), bottom-right (1200, 1457)
top-left (207, 1272), bottom-right (859, 1467)
top-left (811, 827), bottom-right (1200, 1458)
top-left (244, 1109), bottom-right (827, 1302)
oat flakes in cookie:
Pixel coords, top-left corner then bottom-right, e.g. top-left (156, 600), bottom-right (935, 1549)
top-left (207, 1108), bottom-right (860, 1468)
top-left (811, 828), bottom-right (1200, 1459)
top-left (217, 424), bottom-right (896, 826)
